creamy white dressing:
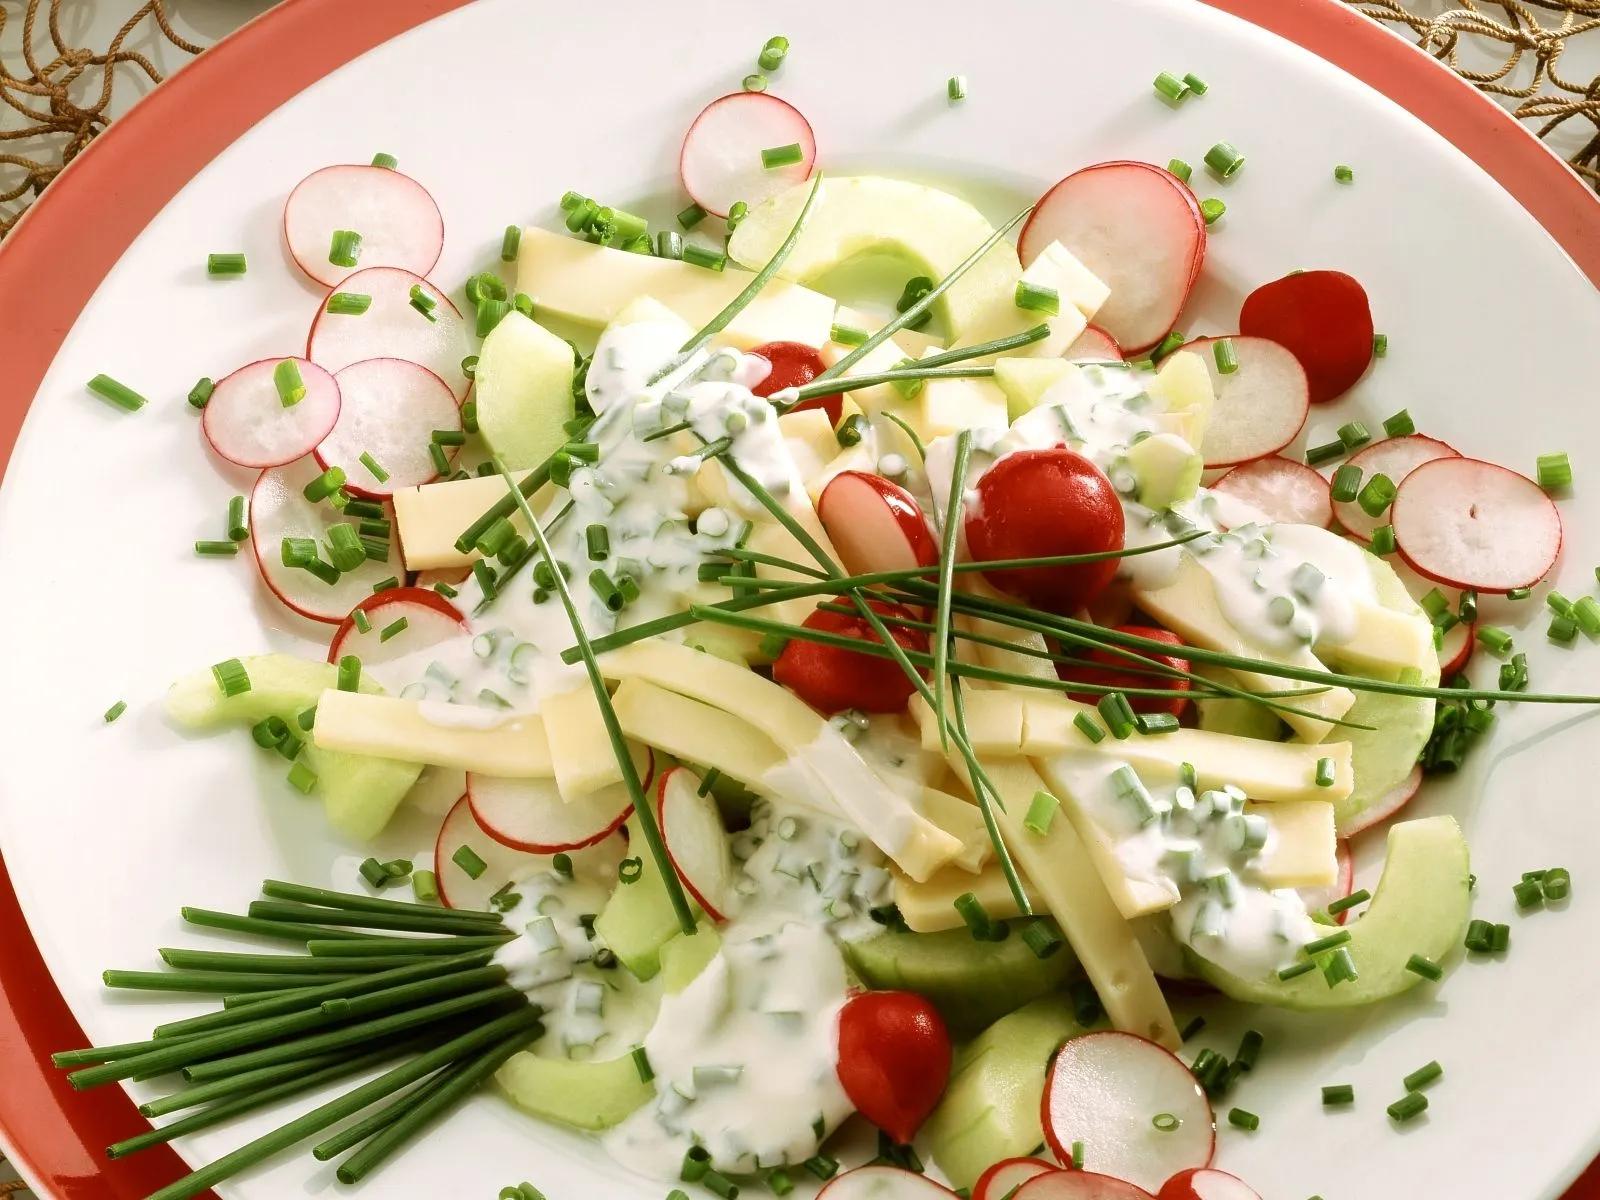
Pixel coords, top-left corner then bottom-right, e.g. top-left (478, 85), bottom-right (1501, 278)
top-left (1195, 522), bottom-right (1375, 653)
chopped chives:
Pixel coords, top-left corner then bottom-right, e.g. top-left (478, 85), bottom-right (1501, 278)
top-left (1073, 711), bottom-right (1106, 743)
top-left (188, 377), bottom-right (215, 409)
top-left (1330, 463), bottom-right (1363, 503)
top-left (742, 73), bottom-right (768, 92)
top-left (802, 1155), bottom-right (839, 1181)
top-left (452, 844), bottom-right (487, 880)
top-left (337, 655), bottom-right (360, 692)
top-left (758, 34), bottom-right (788, 71)
top-left (1204, 141), bottom-right (1245, 178)
top-left (1321, 946), bottom-right (1358, 986)
top-left (274, 359), bottom-right (306, 408)
top-left (1387, 1092), bottom-right (1427, 1123)
top-left (1071, 1142), bottom-right (1085, 1169)
top-left (371, 152), bottom-right (398, 169)
top-left (286, 760), bottom-right (318, 794)
top-left (477, 298), bottom-right (511, 338)
top-left (1151, 330), bottom-right (1186, 362)
top-left (1228, 1107), bottom-right (1259, 1131)
top-left (227, 495), bottom-right (249, 541)
top-left (1153, 71), bottom-right (1190, 102)
top-left (1370, 525), bottom-right (1396, 555)
top-left (358, 857), bottom-right (390, 888)
top-left (352, 609), bottom-right (371, 635)
top-left (1337, 421), bottom-right (1371, 451)
top-left (836, 414), bottom-right (868, 447)
top-left (1305, 439), bottom-right (1345, 467)
top-left (1548, 615), bottom-right (1578, 645)
top-left (676, 202), bottom-right (707, 230)
top-left (359, 452), bottom-right (390, 483)
top-left (1543, 867), bottom-right (1572, 900)
top-left (207, 252), bottom-right (248, 276)
top-left (379, 618), bottom-right (409, 643)
top-left (1490, 922), bottom-right (1510, 952)
top-left (725, 200), bottom-right (749, 232)
top-left (103, 700), bottom-right (128, 723)
top-left (1405, 953), bottom-right (1443, 981)
top-left (87, 373), bottom-right (147, 412)
top-left (1513, 878), bottom-right (1544, 909)
top-left (585, 524), bottom-right (611, 561)
top-left (953, 891), bottom-right (993, 939)
top-left (947, 74), bottom-right (968, 101)
top-left (1183, 73), bottom-right (1209, 94)
top-left (1548, 590), bottom-right (1573, 616)
top-left (1015, 281), bottom-right (1060, 315)
top-left (1356, 472), bottom-right (1396, 517)
top-left (326, 523), bottom-right (366, 572)
top-left (194, 540), bottom-right (238, 557)
top-left (212, 658), bottom-right (250, 698)
top-left (1373, 332), bottom-right (1389, 357)
top-left (1199, 197), bottom-right (1226, 224)
top-left (588, 569), bottom-right (625, 612)
top-left (328, 229), bottom-right (362, 268)
top-left (1134, 711), bottom-right (1179, 736)
top-left (1383, 409), bottom-right (1415, 437)
top-left (409, 285), bottom-right (439, 322)
top-left (1277, 960), bottom-right (1315, 981)
top-left (302, 467), bottom-right (346, 502)
top-left (1180, 1016), bottom-right (1206, 1041)
top-left (655, 230), bottom-right (684, 260)
top-left (429, 442), bottom-right (450, 475)
top-left (1022, 919), bottom-right (1063, 960)
top-left (682, 244), bottom-right (727, 271)
top-left (1235, 1030), bottom-right (1263, 1071)
top-left (1024, 791), bottom-right (1058, 836)
top-left (1314, 757), bottom-right (1336, 787)
top-left (1303, 929), bottom-right (1352, 956)
top-left (1152, 1112), bottom-right (1182, 1132)
top-left (500, 224), bottom-right (522, 262)
top-left (1464, 918), bottom-right (1493, 953)
top-left (681, 1145), bottom-right (712, 1183)
top-left (1322, 1083), bottom-right (1355, 1106)
top-left (1096, 692), bottom-right (1136, 739)
top-left (1212, 338), bottom-right (1238, 374)
top-left (1326, 889), bottom-right (1370, 915)
top-left (370, 575), bottom-right (399, 595)
top-left (1168, 159), bottom-right (1193, 183)
top-left (761, 143), bottom-right (805, 169)
top-left (1537, 451), bottom-right (1573, 492)
top-left (1334, 164), bottom-right (1355, 183)
top-left (412, 870), bottom-right (439, 904)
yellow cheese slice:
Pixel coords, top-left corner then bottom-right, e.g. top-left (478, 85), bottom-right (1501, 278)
top-left (313, 690), bottom-right (551, 777)
top-left (909, 690), bottom-right (1025, 756)
top-left (915, 347), bottom-right (1010, 439)
top-left (1021, 240), bottom-right (1111, 321)
top-left (777, 408), bottom-right (840, 485)
top-left (540, 687), bottom-right (624, 801)
top-left (610, 678), bottom-right (782, 791)
top-left (1254, 800), bottom-right (1338, 888)
top-left (829, 305), bottom-right (945, 358)
top-left (891, 860), bottom-right (1044, 932)
top-left (917, 786), bottom-right (992, 873)
top-left (391, 472), bottom-right (549, 571)
top-left (819, 332), bottom-right (933, 415)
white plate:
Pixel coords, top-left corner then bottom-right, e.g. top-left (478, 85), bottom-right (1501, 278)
top-left (1, 0), bottom-right (1598, 1196)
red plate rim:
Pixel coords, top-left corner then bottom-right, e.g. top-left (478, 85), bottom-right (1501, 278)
top-left (0, 0), bottom-right (1595, 1196)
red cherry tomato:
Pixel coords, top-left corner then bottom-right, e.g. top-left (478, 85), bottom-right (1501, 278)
top-left (964, 448), bottom-right (1125, 613)
top-left (748, 340), bottom-right (842, 424)
top-left (1239, 270), bottom-right (1373, 404)
top-left (771, 601), bottom-right (927, 714)
top-left (835, 990), bottom-right (952, 1146)
top-left (1059, 624), bottom-right (1191, 716)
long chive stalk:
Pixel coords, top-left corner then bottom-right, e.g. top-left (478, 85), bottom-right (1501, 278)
top-left (311, 1063), bottom-right (463, 1160)
top-left (260, 880), bottom-right (502, 923)
top-left (180, 907), bottom-right (381, 943)
top-left (933, 431), bottom-right (974, 751)
top-left (914, 323), bottom-right (1051, 367)
top-left (158, 948), bottom-right (426, 974)
top-left (778, 366), bottom-right (996, 411)
top-left (102, 969), bottom-right (352, 994)
top-left (246, 899), bottom-right (503, 935)
top-left (451, 464), bottom-right (563, 556)
top-left (317, 965), bottom-right (510, 1021)
top-left (140, 1038), bottom-right (422, 1118)
top-left (305, 934), bottom-right (510, 957)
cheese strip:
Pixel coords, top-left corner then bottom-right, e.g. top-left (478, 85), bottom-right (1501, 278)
top-left (610, 679), bottom-right (782, 791)
top-left (777, 409), bottom-right (839, 487)
top-left (541, 687), bottom-right (624, 801)
top-left (909, 691), bottom-right (1025, 756)
top-left (517, 226), bottom-right (834, 349)
top-left (917, 786), bottom-right (991, 873)
top-left (892, 861), bottom-right (1044, 932)
top-left (829, 305), bottom-right (945, 358)
top-left (391, 473), bottom-right (546, 571)
top-left (915, 353), bottom-right (1011, 439)
top-left (313, 690), bottom-right (551, 777)
top-left (598, 640), bottom-right (961, 880)
top-left (818, 331), bottom-right (935, 415)
top-left (1254, 800), bottom-right (1338, 888)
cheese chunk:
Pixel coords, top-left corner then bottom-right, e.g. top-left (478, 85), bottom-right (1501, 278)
top-left (610, 679), bottom-right (782, 790)
top-left (313, 690), bottom-right (551, 777)
top-left (892, 861), bottom-right (1044, 932)
top-left (541, 687), bottom-right (624, 801)
top-left (819, 331), bottom-right (932, 415)
top-left (1020, 240), bottom-right (1111, 322)
top-left (392, 472), bottom-right (547, 571)
top-left (1255, 800), bottom-right (1338, 888)
top-left (917, 786), bottom-right (992, 873)
top-left (777, 408), bottom-right (839, 485)
top-left (909, 690), bottom-right (1025, 756)
top-left (828, 305), bottom-right (945, 357)
top-left (916, 347), bottom-right (1010, 438)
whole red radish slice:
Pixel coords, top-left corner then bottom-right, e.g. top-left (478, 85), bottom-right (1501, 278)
top-left (1018, 162), bottom-right (1205, 353)
top-left (202, 357), bottom-right (341, 469)
top-left (1014, 1173), bottom-right (1155, 1199)
top-left (751, 340), bottom-right (838, 419)
top-left (316, 358), bottom-right (461, 497)
top-left (1041, 1032), bottom-right (1214, 1192)
top-left (1391, 457), bottom-right (1561, 591)
top-left (658, 767), bottom-right (734, 921)
top-left (818, 1166), bottom-right (958, 1198)
top-left (250, 458), bottom-right (405, 624)
top-left (975, 1158), bottom-right (1059, 1200)
top-left (283, 164), bottom-right (444, 288)
top-left (1059, 625), bottom-right (1191, 716)
top-left (1239, 270), bottom-right (1373, 404)
top-left (1183, 337), bottom-right (1308, 468)
top-left (1065, 325), bottom-right (1123, 362)
top-left (1156, 1168), bottom-right (1262, 1200)
top-left (818, 471), bottom-right (937, 578)
top-left (1210, 456), bottom-right (1331, 528)
top-left (1339, 765), bottom-right (1422, 839)
top-left (468, 753), bottom-right (649, 855)
top-left (1332, 435), bottom-right (1459, 541)
top-left (773, 601), bottom-right (928, 714)
top-left (326, 586), bottom-right (467, 693)
top-left (836, 990), bottom-right (952, 1146)
top-left (680, 92), bottom-right (816, 219)
top-left (965, 448), bottom-right (1124, 613)
top-left (1298, 839), bottom-right (1354, 922)
top-left (435, 793), bottom-right (624, 910)
top-left (308, 266), bottom-right (471, 401)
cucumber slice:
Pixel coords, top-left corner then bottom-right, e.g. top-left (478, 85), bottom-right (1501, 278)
top-left (594, 818), bottom-right (702, 980)
top-left (495, 1049), bottom-right (653, 1131)
top-left (660, 923), bottom-right (721, 993)
top-left (473, 310), bottom-right (575, 470)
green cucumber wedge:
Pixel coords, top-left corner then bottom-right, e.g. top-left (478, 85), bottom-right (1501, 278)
top-left (474, 310), bottom-right (575, 470)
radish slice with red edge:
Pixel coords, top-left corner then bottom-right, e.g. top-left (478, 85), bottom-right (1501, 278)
top-left (468, 747), bottom-right (652, 854)
top-left (818, 471), bottom-right (937, 577)
top-left (975, 1158), bottom-right (1060, 1200)
top-left (1239, 270), bottom-right (1373, 404)
top-left (658, 766), bottom-right (735, 921)
top-left (307, 266), bottom-right (472, 401)
top-left (1183, 336), bottom-right (1309, 469)
top-left (817, 1165), bottom-right (957, 1199)
top-left (1156, 1168), bottom-right (1263, 1200)
top-left (1064, 325), bottom-right (1123, 362)
top-left (1014, 1173), bottom-right (1155, 1200)
top-left (1018, 162), bottom-right (1205, 354)
top-left (1210, 456), bottom-right (1331, 528)
top-left (1391, 457), bottom-right (1562, 591)
top-left (1041, 1031), bottom-right (1214, 1192)
top-left (283, 164), bottom-right (444, 288)
top-left (434, 793), bottom-right (625, 910)
top-left (250, 458), bottom-right (405, 624)
top-left (316, 358), bottom-right (461, 497)
top-left (680, 93), bottom-right (816, 219)
top-left (326, 586), bottom-right (467, 692)
top-left (1333, 435), bottom-right (1460, 541)
top-left (1438, 618), bottom-right (1474, 677)
top-left (202, 357), bottom-right (340, 468)
top-left (1298, 839), bottom-right (1354, 922)
top-left (1339, 765), bottom-right (1422, 839)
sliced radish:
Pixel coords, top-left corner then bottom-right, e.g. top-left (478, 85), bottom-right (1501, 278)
top-left (818, 1165), bottom-right (957, 1199)
top-left (468, 747), bottom-right (652, 854)
top-left (1332, 435), bottom-right (1460, 541)
top-left (1014, 1174), bottom-right (1155, 1200)
top-left (1018, 162), bottom-right (1205, 353)
top-left (976, 1158), bottom-right (1060, 1200)
top-left (680, 93), bottom-right (816, 219)
top-left (415, 566), bottom-right (472, 589)
top-left (1239, 270), bottom-right (1373, 404)
top-left (283, 164), bottom-right (444, 288)
top-left (1298, 839), bottom-right (1354, 922)
top-left (315, 358), bottom-right (461, 497)
top-left (1064, 325), bottom-right (1123, 362)
top-left (1210, 456), bottom-right (1331, 527)
top-left (307, 267), bottom-right (471, 401)
top-left (249, 458), bottom-right (405, 624)
top-left (434, 793), bottom-right (624, 910)
top-left (1438, 618), bottom-right (1474, 677)
top-left (1156, 1168), bottom-right (1263, 1200)
top-left (658, 766), bottom-right (735, 921)
top-left (818, 471), bottom-right (937, 577)
top-left (326, 587), bottom-right (467, 692)
top-left (201, 357), bottom-right (341, 469)
top-left (1391, 457), bottom-right (1562, 591)
top-left (1041, 1032), bottom-right (1214, 1193)
top-left (1183, 336), bottom-right (1309, 469)
top-left (1340, 765), bottom-right (1422, 839)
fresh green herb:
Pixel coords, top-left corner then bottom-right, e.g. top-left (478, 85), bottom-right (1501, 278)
top-left (359, 452), bottom-right (390, 483)
top-left (1314, 757), bottom-right (1336, 788)
top-left (947, 75), bottom-right (968, 101)
top-left (1228, 1107), bottom-right (1260, 1131)
top-left (683, 243), bottom-right (727, 272)
top-left (274, 359), bottom-right (306, 408)
top-left (1212, 338), bottom-right (1238, 374)
top-left (328, 229), bottom-right (362, 268)
top-left (212, 659), bottom-right (251, 698)
top-left (1388, 1092), bottom-right (1428, 1123)
top-left (336, 655), bottom-right (361, 692)
top-left (1073, 711), bottom-right (1107, 743)
top-left (103, 700), bottom-right (128, 723)
top-left (761, 143), bottom-right (805, 170)
top-left (1168, 158), bottom-right (1193, 182)
top-left (1383, 409), bottom-right (1415, 437)
top-left (1183, 72), bottom-right (1209, 94)
top-left (1330, 463), bottom-right (1363, 503)
top-left (1356, 472), bottom-right (1396, 517)
top-left (370, 152), bottom-right (398, 169)
top-left (1154, 71), bottom-right (1190, 102)
top-left (1373, 332), bottom-right (1389, 357)
top-left (1204, 142), bottom-right (1245, 178)
top-left (1322, 1083), bottom-right (1355, 1106)
top-left (1370, 525), bottom-right (1396, 555)
top-left (1334, 164), bottom-right (1354, 183)
top-left (187, 377), bottom-right (215, 409)
top-left (194, 540), bottom-right (238, 557)
top-left (1200, 197), bottom-right (1227, 225)
top-left (207, 252), bottom-right (248, 277)
top-left (1015, 280), bottom-right (1060, 315)
top-left (1024, 791), bottom-right (1058, 836)
top-left (87, 374), bottom-right (147, 413)
top-left (1537, 451), bottom-right (1573, 492)
top-left (1337, 421), bottom-right (1371, 451)
top-left (451, 844), bottom-right (487, 880)
top-left (1306, 439), bottom-right (1346, 467)
top-left (1549, 615), bottom-right (1578, 645)
top-left (742, 73), bottom-right (767, 92)
top-left (379, 618), bottom-right (409, 644)
top-left (1405, 954), bottom-right (1444, 981)
top-left (286, 760), bottom-right (318, 794)
top-left (1327, 889), bottom-right (1370, 916)
top-left (325, 291), bottom-right (374, 317)
top-left (500, 224), bottom-right (522, 263)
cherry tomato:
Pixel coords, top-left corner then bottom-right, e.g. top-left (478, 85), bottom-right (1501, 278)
top-left (964, 448), bottom-right (1125, 613)
top-left (835, 990), bottom-right (952, 1146)
top-left (748, 340), bottom-right (841, 423)
top-left (1059, 624), bottom-right (1191, 716)
top-left (1239, 270), bottom-right (1373, 404)
top-left (771, 601), bottom-right (927, 714)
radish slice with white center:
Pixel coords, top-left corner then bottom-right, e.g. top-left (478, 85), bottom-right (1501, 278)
top-left (818, 1165), bottom-right (958, 1198)
top-left (435, 793), bottom-right (625, 910)
top-left (1298, 839), bottom-right (1354, 921)
top-left (1183, 336), bottom-right (1309, 469)
top-left (468, 747), bottom-right (653, 854)
top-left (1065, 325), bottom-right (1124, 362)
top-left (818, 471), bottom-right (937, 577)
top-left (1041, 1032), bottom-right (1214, 1192)
top-left (1332, 435), bottom-right (1460, 541)
top-left (1018, 162), bottom-right (1205, 353)
top-left (249, 458), bottom-right (405, 624)
top-left (307, 266), bottom-right (472, 401)
top-left (1339, 765), bottom-right (1422, 839)
top-left (658, 766), bottom-right (735, 921)
top-left (202, 357), bottom-right (340, 468)
top-left (975, 1158), bottom-right (1060, 1200)
top-left (1014, 1173), bottom-right (1155, 1200)
top-left (1211, 456), bottom-right (1331, 528)
top-left (326, 586), bottom-right (467, 692)
top-left (1156, 1168), bottom-right (1263, 1200)
top-left (315, 358), bottom-right (461, 497)
top-left (1438, 618), bottom-right (1474, 677)
top-left (283, 164), bottom-right (444, 288)
top-left (1391, 457), bottom-right (1562, 591)
top-left (680, 92), bottom-right (816, 219)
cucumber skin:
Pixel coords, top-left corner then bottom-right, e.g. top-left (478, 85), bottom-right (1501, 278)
top-left (495, 1049), bottom-right (653, 1131)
